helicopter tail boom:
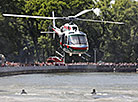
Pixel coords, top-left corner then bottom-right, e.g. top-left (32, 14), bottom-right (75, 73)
top-left (52, 11), bottom-right (56, 28)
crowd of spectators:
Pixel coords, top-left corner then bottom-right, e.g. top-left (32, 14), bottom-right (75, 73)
top-left (1, 61), bottom-right (46, 67)
top-left (1, 61), bottom-right (138, 68)
top-left (68, 62), bottom-right (138, 68)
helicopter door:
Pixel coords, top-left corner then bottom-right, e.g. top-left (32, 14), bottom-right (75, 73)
top-left (61, 34), bottom-right (65, 47)
top-left (64, 36), bottom-right (67, 44)
top-left (61, 34), bottom-right (68, 48)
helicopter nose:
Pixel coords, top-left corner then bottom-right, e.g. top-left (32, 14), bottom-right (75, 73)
top-left (71, 46), bottom-right (88, 51)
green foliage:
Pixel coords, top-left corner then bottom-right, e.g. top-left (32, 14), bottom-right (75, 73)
top-left (97, 0), bottom-right (138, 62)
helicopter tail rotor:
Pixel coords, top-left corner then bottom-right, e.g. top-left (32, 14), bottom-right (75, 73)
top-left (52, 11), bottom-right (56, 28)
top-left (52, 11), bottom-right (56, 39)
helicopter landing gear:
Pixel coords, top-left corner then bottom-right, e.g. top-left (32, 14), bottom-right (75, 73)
top-left (79, 53), bottom-right (81, 56)
top-left (69, 53), bottom-right (72, 56)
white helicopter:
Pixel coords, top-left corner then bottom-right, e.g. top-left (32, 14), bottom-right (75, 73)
top-left (3, 9), bottom-right (124, 56)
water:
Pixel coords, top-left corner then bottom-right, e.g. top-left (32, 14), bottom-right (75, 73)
top-left (0, 72), bottom-right (138, 102)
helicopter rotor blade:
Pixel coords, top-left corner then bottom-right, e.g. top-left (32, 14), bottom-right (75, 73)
top-left (3, 13), bottom-right (124, 24)
top-left (71, 9), bottom-right (94, 18)
top-left (3, 14), bottom-right (64, 20)
top-left (40, 31), bottom-right (55, 34)
top-left (76, 18), bottom-right (124, 24)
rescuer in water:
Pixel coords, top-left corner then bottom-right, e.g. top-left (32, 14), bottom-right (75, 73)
top-left (21, 89), bottom-right (27, 95)
top-left (91, 89), bottom-right (96, 94)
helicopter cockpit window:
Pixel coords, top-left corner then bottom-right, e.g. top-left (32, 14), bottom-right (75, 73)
top-left (72, 27), bottom-right (77, 31)
top-left (61, 27), bottom-right (64, 32)
top-left (61, 34), bottom-right (65, 44)
top-left (68, 35), bottom-right (87, 45)
top-left (67, 26), bottom-right (70, 30)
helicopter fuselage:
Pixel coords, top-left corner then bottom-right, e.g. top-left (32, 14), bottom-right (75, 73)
top-left (60, 33), bottom-right (88, 55)
top-left (52, 23), bottom-right (89, 55)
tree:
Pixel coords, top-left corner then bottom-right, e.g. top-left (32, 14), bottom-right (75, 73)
top-left (0, 0), bottom-right (25, 61)
top-left (97, 0), bottom-right (138, 62)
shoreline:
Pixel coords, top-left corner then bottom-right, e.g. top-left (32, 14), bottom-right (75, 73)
top-left (0, 65), bottom-right (137, 77)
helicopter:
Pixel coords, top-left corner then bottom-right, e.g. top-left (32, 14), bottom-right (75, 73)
top-left (3, 9), bottom-right (124, 57)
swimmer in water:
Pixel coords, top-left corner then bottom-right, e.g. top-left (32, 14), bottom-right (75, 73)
top-left (21, 89), bottom-right (27, 95)
top-left (91, 89), bottom-right (96, 94)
